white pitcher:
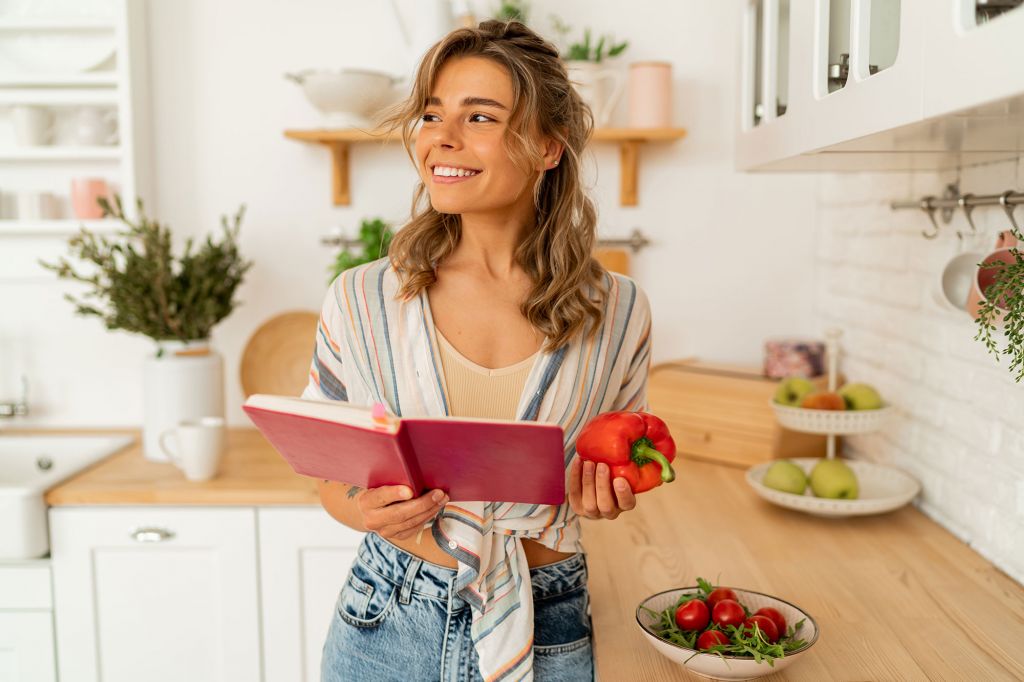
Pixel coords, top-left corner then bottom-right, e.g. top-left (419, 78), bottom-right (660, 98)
top-left (565, 60), bottom-right (625, 128)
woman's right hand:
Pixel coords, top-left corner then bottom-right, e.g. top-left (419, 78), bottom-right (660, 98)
top-left (356, 486), bottom-right (449, 540)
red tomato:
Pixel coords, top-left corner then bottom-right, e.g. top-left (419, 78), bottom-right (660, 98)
top-left (696, 629), bottom-right (730, 650)
top-left (743, 615), bottom-right (780, 643)
top-left (754, 607), bottom-right (786, 636)
top-left (711, 599), bottom-right (745, 628)
top-left (706, 587), bottom-right (738, 609)
top-left (674, 599), bottom-right (709, 632)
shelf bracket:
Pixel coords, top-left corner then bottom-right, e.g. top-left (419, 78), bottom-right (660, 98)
top-left (325, 141), bottom-right (350, 206)
top-left (619, 141), bottom-right (642, 206)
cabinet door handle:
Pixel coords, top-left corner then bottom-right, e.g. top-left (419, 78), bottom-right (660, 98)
top-left (130, 527), bottom-right (176, 543)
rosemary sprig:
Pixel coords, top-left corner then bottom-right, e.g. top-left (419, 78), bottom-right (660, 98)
top-left (973, 227), bottom-right (1024, 383)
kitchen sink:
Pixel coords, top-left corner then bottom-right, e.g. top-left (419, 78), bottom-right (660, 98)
top-left (0, 434), bottom-right (134, 559)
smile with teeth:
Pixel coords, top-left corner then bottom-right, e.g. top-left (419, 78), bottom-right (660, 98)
top-left (432, 165), bottom-right (481, 177)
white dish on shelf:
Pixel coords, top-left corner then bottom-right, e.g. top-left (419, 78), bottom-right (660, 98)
top-left (746, 457), bottom-right (921, 518)
top-left (0, 30), bottom-right (115, 73)
top-left (770, 399), bottom-right (894, 434)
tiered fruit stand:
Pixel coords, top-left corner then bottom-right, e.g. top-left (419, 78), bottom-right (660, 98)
top-left (746, 328), bottom-right (920, 517)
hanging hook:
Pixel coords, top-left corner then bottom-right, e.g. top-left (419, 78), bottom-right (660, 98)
top-left (920, 196), bottom-right (940, 239)
top-left (956, 193), bottom-right (977, 240)
top-left (999, 190), bottom-right (1022, 240)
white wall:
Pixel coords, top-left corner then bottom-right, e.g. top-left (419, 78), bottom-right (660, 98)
top-left (813, 159), bottom-right (1024, 585)
top-left (0, 0), bottom-right (819, 426)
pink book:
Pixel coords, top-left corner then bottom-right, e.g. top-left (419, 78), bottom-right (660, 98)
top-left (243, 394), bottom-right (567, 505)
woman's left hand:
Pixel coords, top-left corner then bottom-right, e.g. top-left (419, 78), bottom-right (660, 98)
top-left (567, 456), bottom-right (637, 520)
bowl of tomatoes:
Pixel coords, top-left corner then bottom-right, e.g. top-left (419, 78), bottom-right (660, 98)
top-left (636, 578), bottom-right (819, 680)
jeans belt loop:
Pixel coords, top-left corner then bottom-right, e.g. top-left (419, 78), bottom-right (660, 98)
top-left (399, 556), bottom-right (422, 605)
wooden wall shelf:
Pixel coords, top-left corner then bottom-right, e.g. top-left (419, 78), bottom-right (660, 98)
top-left (283, 126), bottom-right (687, 207)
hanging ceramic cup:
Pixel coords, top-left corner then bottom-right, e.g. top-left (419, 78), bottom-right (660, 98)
top-left (965, 230), bottom-right (1021, 327)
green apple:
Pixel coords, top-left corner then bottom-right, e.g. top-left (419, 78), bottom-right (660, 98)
top-left (773, 377), bottom-right (816, 406)
top-left (762, 460), bottom-right (808, 495)
top-left (838, 382), bottom-right (883, 410)
top-left (809, 459), bottom-right (859, 499)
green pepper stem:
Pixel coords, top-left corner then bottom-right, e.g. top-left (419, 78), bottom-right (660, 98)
top-left (633, 442), bottom-right (676, 483)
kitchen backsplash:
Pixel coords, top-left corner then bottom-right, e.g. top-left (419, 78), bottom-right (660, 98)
top-left (813, 158), bottom-right (1024, 586)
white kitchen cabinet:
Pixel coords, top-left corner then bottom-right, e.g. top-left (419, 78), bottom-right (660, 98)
top-left (0, 562), bottom-right (56, 682)
top-left (49, 507), bottom-right (262, 682)
top-left (736, 0), bottom-right (1024, 171)
top-left (257, 507), bottom-right (363, 682)
top-left (923, 1), bottom-right (1024, 118)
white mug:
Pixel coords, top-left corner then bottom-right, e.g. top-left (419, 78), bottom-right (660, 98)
top-left (159, 416), bottom-right (226, 481)
top-left (11, 105), bottom-right (55, 146)
top-left (72, 106), bottom-right (119, 146)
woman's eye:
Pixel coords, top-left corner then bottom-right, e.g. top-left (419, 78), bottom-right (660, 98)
top-left (421, 113), bottom-right (439, 122)
top-left (469, 113), bottom-right (493, 123)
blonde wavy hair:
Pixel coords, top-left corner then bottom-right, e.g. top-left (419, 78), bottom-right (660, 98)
top-left (377, 19), bottom-right (608, 352)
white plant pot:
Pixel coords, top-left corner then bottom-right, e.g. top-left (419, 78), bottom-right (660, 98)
top-left (564, 59), bottom-right (625, 128)
top-left (142, 339), bottom-right (224, 462)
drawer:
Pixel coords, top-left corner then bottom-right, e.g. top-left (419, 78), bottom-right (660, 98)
top-left (0, 563), bottom-right (52, 609)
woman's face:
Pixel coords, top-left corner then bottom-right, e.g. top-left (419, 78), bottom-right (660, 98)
top-left (415, 56), bottom-right (544, 217)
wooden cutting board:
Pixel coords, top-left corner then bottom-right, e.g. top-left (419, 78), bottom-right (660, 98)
top-left (594, 247), bottom-right (629, 275)
top-left (239, 311), bottom-right (319, 398)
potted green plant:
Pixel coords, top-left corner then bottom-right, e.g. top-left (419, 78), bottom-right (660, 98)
top-left (328, 217), bottom-right (393, 282)
top-left (973, 226), bottom-right (1024, 382)
top-left (550, 16), bottom-right (629, 127)
top-left (39, 194), bottom-right (252, 460)
top-left (493, 0), bottom-right (529, 23)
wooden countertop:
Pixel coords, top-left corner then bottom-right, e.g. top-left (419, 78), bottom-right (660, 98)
top-left (43, 428), bottom-right (319, 506)
top-left (34, 427), bottom-right (1024, 678)
top-left (581, 457), bottom-right (1024, 681)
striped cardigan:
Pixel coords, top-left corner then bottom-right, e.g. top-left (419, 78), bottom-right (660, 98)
top-left (302, 257), bottom-right (652, 681)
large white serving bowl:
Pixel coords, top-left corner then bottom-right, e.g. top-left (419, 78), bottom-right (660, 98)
top-left (746, 457), bottom-right (921, 518)
top-left (285, 68), bottom-right (403, 127)
top-left (636, 586), bottom-right (819, 680)
top-left (770, 400), bottom-right (894, 435)
top-left (0, 434), bottom-right (133, 558)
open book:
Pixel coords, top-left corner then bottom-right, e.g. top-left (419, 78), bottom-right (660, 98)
top-left (243, 394), bottom-right (567, 504)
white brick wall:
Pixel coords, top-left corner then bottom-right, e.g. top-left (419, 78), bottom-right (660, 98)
top-left (814, 159), bottom-right (1024, 586)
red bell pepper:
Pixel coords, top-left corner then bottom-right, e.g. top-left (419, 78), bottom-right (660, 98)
top-left (575, 411), bottom-right (677, 494)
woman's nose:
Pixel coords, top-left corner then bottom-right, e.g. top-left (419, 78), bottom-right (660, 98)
top-left (429, 118), bottom-right (462, 149)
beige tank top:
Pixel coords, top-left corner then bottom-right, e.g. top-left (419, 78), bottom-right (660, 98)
top-left (435, 327), bottom-right (539, 419)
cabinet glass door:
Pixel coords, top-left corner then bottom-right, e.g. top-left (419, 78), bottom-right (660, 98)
top-left (826, 0), bottom-right (852, 93)
top-left (867, 0), bottom-right (900, 74)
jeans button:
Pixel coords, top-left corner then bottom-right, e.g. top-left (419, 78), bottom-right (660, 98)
top-left (448, 540), bottom-right (458, 550)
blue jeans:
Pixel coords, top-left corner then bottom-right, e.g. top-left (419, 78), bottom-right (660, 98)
top-left (321, 531), bottom-right (594, 681)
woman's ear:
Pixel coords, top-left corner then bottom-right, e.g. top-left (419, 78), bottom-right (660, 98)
top-left (541, 135), bottom-right (565, 171)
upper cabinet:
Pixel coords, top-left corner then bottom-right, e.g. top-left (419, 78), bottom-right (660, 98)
top-left (736, 0), bottom-right (1024, 171)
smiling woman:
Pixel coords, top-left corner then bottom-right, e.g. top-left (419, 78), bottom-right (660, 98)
top-left (309, 19), bottom-right (653, 682)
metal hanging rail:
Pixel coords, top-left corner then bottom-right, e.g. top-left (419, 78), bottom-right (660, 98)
top-left (890, 185), bottom-right (1024, 239)
top-left (321, 227), bottom-right (652, 253)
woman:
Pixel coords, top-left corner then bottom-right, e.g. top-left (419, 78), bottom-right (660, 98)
top-left (305, 20), bottom-right (652, 682)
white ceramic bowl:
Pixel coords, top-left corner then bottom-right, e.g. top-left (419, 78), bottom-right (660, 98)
top-left (285, 68), bottom-right (402, 127)
top-left (746, 457), bottom-right (921, 517)
top-left (636, 586), bottom-right (819, 680)
top-left (770, 400), bottom-right (894, 434)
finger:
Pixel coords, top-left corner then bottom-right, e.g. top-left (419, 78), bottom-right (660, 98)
top-left (581, 460), bottom-right (598, 517)
top-left (382, 501), bottom-right (446, 538)
top-left (568, 457), bottom-right (583, 506)
top-left (594, 463), bottom-right (619, 519)
top-left (613, 477), bottom-right (637, 511)
top-left (361, 485), bottom-right (414, 511)
top-left (371, 489), bottom-right (446, 527)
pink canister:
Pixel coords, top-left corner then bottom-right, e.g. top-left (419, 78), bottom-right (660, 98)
top-left (71, 177), bottom-right (112, 219)
top-left (628, 61), bottom-right (672, 128)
